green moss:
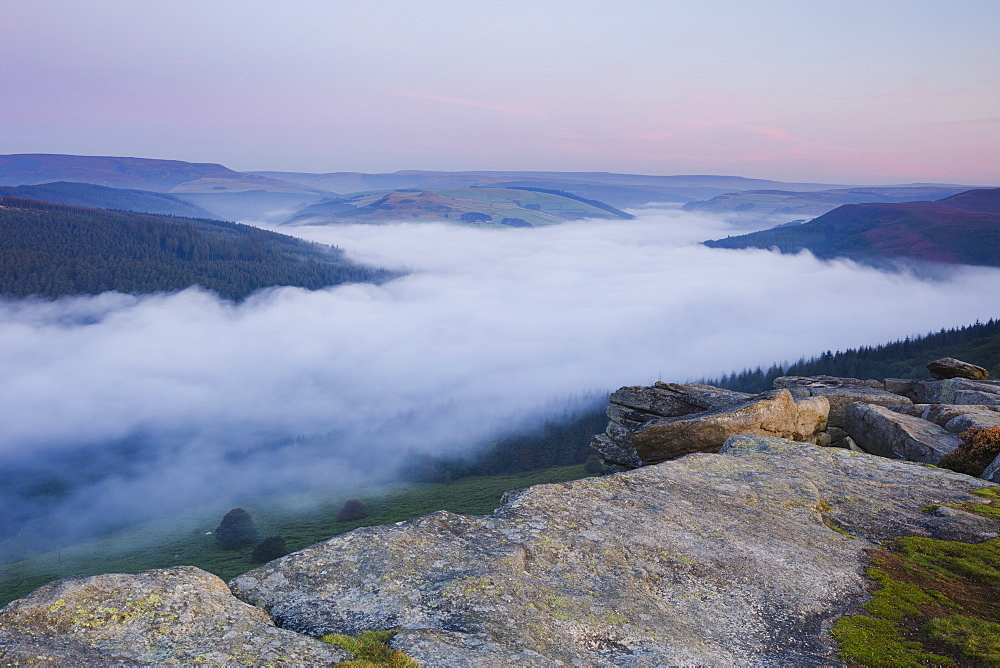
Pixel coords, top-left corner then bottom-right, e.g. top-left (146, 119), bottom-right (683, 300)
top-left (320, 630), bottom-right (419, 667)
top-left (832, 614), bottom-right (953, 666)
top-left (962, 486), bottom-right (1000, 519)
top-left (926, 614), bottom-right (1000, 663)
top-left (833, 535), bottom-right (1000, 666)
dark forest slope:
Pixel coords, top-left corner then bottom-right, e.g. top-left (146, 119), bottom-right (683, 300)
top-left (0, 198), bottom-right (393, 300)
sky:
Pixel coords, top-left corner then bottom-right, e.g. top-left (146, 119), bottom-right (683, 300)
top-left (3, 210), bottom-right (1000, 546)
top-left (1, 0), bottom-right (999, 183)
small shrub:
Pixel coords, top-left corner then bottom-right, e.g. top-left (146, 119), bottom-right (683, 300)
top-left (214, 508), bottom-right (259, 549)
top-left (939, 426), bottom-right (1000, 476)
top-left (583, 455), bottom-right (606, 475)
top-left (250, 535), bottom-right (289, 563)
top-left (337, 499), bottom-right (369, 522)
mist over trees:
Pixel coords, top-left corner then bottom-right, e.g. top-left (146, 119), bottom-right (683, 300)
top-left (705, 319), bottom-right (1000, 393)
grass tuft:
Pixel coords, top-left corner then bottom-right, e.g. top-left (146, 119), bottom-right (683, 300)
top-left (320, 629), bottom-right (419, 667)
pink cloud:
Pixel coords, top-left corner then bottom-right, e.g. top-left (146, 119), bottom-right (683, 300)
top-left (394, 90), bottom-right (545, 120)
top-left (739, 124), bottom-right (797, 142)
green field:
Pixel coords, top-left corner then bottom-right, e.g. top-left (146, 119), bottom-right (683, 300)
top-left (0, 464), bottom-right (592, 607)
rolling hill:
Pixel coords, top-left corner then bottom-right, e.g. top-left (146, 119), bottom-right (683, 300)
top-left (254, 169), bottom-right (847, 207)
top-left (0, 182), bottom-right (219, 219)
top-left (682, 185), bottom-right (978, 223)
top-left (703, 188), bottom-right (1000, 267)
top-left (0, 197), bottom-right (393, 300)
top-left (283, 187), bottom-right (635, 227)
top-left (0, 154), bottom-right (321, 194)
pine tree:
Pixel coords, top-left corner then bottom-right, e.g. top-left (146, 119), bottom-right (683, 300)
top-left (214, 508), bottom-right (259, 549)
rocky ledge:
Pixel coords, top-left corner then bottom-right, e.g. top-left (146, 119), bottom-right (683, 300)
top-left (591, 358), bottom-right (1000, 479)
top-left (3, 436), bottom-right (997, 666)
top-left (2, 359), bottom-right (999, 666)
top-left (0, 566), bottom-right (348, 665)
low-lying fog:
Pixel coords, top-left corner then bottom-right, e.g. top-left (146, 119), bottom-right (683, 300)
top-left (3, 207), bottom-right (999, 552)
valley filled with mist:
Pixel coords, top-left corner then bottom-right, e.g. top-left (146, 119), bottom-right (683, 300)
top-left (3, 201), bottom-right (1000, 570)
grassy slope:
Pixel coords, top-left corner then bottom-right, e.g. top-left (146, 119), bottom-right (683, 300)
top-left (0, 464), bottom-right (590, 607)
top-left (285, 187), bottom-right (629, 227)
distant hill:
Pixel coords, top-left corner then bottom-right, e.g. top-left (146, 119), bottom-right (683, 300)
top-left (253, 169), bottom-right (847, 206)
top-left (0, 182), bottom-right (218, 219)
top-left (0, 154), bottom-right (324, 195)
top-left (0, 197), bottom-right (393, 300)
top-left (283, 187), bottom-right (634, 227)
top-left (683, 185), bottom-right (979, 223)
top-left (703, 188), bottom-right (1000, 267)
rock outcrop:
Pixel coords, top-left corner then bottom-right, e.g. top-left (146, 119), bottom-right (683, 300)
top-left (773, 375), bottom-right (911, 428)
top-left (888, 403), bottom-right (1000, 433)
top-left (927, 356), bottom-right (989, 380)
top-left (0, 566), bottom-right (348, 665)
top-left (228, 436), bottom-right (996, 667)
top-left (596, 361), bottom-right (997, 474)
top-left (591, 383), bottom-right (828, 467)
top-left (845, 402), bottom-right (963, 463)
top-left (885, 377), bottom-right (1000, 405)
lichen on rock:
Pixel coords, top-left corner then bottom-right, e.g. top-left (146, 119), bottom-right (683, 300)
top-left (229, 436), bottom-right (997, 666)
top-left (0, 566), bottom-right (348, 665)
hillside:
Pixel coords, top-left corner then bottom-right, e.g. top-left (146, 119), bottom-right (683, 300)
top-left (254, 169), bottom-right (846, 207)
top-left (283, 186), bottom-right (634, 227)
top-left (0, 154), bottom-right (324, 195)
top-left (682, 185), bottom-right (978, 223)
top-left (0, 197), bottom-right (393, 300)
top-left (703, 188), bottom-right (1000, 266)
top-left (0, 182), bottom-right (219, 219)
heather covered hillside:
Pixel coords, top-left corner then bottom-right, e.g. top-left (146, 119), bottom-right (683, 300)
top-left (704, 189), bottom-right (1000, 266)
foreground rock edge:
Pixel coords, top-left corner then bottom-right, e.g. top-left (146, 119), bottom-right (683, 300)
top-left (228, 436), bottom-right (998, 667)
top-left (0, 565), bottom-right (349, 665)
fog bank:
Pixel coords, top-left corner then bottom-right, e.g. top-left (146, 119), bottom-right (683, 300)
top-left (2, 208), bottom-right (999, 550)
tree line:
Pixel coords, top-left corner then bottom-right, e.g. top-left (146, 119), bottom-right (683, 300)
top-left (702, 319), bottom-right (1000, 393)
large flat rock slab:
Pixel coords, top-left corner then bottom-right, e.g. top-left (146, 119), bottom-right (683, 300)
top-left (846, 402), bottom-right (963, 463)
top-left (0, 566), bottom-right (347, 666)
top-left (229, 437), bottom-right (997, 667)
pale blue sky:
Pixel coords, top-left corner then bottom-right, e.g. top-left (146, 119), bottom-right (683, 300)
top-left (2, 0), bottom-right (998, 182)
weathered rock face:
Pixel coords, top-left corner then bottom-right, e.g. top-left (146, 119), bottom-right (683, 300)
top-left (888, 403), bottom-right (1000, 433)
top-left (983, 455), bottom-right (1000, 483)
top-left (886, 377), bottom-right (1000, 405)
top-left (591, 383), bottom-right (828, 467)
top-left (927, 357), bottom-right (989, 380)
top-left (0, 566), bottom-right (348, 666)
top-left (845, 402), bottom-right (963, 463)
top-left (773, 375), bottom-right (911, 428)
top-left (229, 437), bottom-right (997, 667)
